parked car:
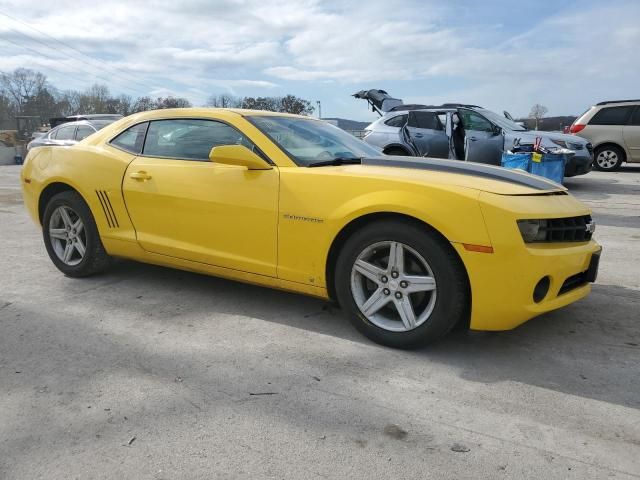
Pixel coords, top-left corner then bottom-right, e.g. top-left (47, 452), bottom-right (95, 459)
top-left (27, 118), bottom-right (120, 150)
top-left (569, 99), bottom-right (640, 171)
top-left (49, 114), bottom-right (124, 129)
top-left (355, 89), bottom-right (594, 177)
top-left (21, 108), bottom-right (600, 348)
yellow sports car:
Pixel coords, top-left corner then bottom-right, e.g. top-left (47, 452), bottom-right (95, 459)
top-left (21, 108), bottom-right (601, 348)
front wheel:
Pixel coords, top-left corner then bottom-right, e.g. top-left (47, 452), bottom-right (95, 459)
top-left (42, 190), bottom-right (112, 277)
top-left (334, 220), bottom-right (470, 348)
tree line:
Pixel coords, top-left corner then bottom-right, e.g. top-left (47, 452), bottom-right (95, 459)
top-left (0, 68), bottom-right (315, 130)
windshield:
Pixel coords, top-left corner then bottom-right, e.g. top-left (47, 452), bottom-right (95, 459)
top-left (248, 115), bottom-right (381, 166)
top-left (476, 108), bottom-right (527, 131)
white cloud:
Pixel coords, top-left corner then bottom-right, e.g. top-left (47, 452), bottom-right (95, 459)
top-left (0, 0), bottom-right (638, 117)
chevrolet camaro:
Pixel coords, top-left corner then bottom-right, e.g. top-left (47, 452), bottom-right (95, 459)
top-left (21, 108), bottom-right (601, 348)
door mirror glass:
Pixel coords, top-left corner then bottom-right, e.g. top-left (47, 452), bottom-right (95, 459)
top-left (209, 144), bottom-right (272, 170)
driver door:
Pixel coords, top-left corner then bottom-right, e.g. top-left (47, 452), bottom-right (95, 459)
top-left (121, 118), bottom-right (279, 277)
top-left (458, 109), bottom-right (504, 165)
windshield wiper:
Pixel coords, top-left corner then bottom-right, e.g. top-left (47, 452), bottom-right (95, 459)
top-left (306, 157), bottom-right (363, 168)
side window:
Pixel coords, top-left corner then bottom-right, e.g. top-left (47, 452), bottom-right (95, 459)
top-left (75, 125), bottom-right (96, 140)
top-left (110, 122), bottom-right (149, 154)
top-left (408, 111), bottom-right (442, 130)
top-left (384, 114), bottom-right (408, 127)
top-left (55, 125), bottom-right (76, 140)
top-left (627, 107), bottom-right (640, 126)
top-left (590, 106), bottom-right (634, 125)
top-left (142, 119), bottom-right (255, 161)
top-left (460, 110), bottom-right (493, 132)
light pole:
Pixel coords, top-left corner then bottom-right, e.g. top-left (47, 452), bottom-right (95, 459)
top-left (316, 101), bottom-right (322, 119)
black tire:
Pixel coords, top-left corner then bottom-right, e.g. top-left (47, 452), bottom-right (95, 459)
top-left (594, 145), bottom-right (624, 171)
top-left (42, 190), bottom-right (112, 277)
top-left (334, 220), bottom-right (469, 349)
top-left (384, 147), bottom-right (410, 156)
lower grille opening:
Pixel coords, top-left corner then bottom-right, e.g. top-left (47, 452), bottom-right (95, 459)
top-left (559, 271), bottom-right (588, 296)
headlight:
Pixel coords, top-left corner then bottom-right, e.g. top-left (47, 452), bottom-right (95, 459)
top-left (550, 139), bottom-right (567, 148)
top-left (517, 219), bottom-right (548, 242)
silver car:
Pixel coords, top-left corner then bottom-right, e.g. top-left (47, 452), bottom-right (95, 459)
top-left (27, 117), bottom-right (121, 150)
top-left (355, 90), bottom-right (594, 177)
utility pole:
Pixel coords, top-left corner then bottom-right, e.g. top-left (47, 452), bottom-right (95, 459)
top-left (316, 101), bottom-right (322, 119)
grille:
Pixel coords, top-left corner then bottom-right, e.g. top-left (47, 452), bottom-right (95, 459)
top-left (96, 190), bottom-right (119, 228)
top-left (539, 215), bottom-right (593, 242)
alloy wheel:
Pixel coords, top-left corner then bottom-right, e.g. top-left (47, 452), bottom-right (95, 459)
top-left (350, 241), bottom-right (437, 332)
top-left (48, 205), bottom-right (86, 266)
top-left (596, 150), bottom-right (619, 170)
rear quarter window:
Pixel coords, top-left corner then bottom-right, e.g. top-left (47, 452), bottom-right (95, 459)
top-left (384, 114), bottom-right (408, 127)
top-left (589, 106), bottom-right (634, 125)
top-left (110, 122), bottom-right (149, 154)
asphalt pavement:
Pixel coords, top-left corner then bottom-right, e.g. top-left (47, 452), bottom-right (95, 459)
top-left (1, 164), bottom-right (639, 479)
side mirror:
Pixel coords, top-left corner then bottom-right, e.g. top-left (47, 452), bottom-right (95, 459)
top-left (209, 144), bottom-right (272, 170)
top-left (492, 125), bottom-right (502, 136)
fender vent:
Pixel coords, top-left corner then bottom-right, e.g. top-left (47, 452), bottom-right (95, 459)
top-left (96, 190), bottom-right (119, 228)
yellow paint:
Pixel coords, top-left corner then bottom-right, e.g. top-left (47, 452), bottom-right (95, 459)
top-left (21, 108), bottom-right (600, 331)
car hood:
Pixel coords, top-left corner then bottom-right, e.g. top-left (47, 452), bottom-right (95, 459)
top-left (349, 156), bottom-right (567, 195)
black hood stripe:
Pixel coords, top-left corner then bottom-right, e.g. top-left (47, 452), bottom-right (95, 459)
top-left (362, 156), bottom-right (564, 191)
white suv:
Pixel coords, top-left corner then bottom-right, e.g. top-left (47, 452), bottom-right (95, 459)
top-left (570, 100), bottom-right (640, 171)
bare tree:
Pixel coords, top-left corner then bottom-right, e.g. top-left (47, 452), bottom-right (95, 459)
top-left (206, 94), bottom-right (241, 108)
top-left (154, 96), bottom-right (192, 109)
top-left (0, 68), bottom-right (47, 112)
top-left (529, 104), bottom-right (548, 130)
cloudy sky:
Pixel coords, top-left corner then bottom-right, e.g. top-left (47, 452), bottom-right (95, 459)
top-left (0, 0), bottom-right (638, 121)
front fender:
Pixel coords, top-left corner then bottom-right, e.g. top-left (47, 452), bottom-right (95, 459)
top-left (277, 169), bottom-right (491, 287)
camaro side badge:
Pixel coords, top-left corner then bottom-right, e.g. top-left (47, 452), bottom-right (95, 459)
top-left (585, 221), bottom-right (596, 234)
top-left (283, 214), bottom-right (324, 224)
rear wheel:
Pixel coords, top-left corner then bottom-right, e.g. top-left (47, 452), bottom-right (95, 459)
top-left (594, 145), bottom-right (624, 171)
top-left (42, 191), bottom-right (112, 277)
top-left (335, 220), bottom-right (469, 348)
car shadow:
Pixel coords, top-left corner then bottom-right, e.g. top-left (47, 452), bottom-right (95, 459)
top-left (73, 260), bottom-right (640, 410)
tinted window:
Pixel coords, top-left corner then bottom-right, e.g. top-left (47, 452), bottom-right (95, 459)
top-left (249, 115), bottom-right (381, 166)
top-left (459, 110), bottom-right (493, 132)
top-left (590, 106), bottom-right (634, 125)
top-left (75, 125), bottom-right (96, 140)
top-left (142, 119), bottom-right (255, 161)
top-left (629, 107), bottom-right (640, 126)
top-left (55, 125), bottom-right (76, 140)
top-left (385, 114), bottom-right (408, 127)
top-left (110, 122), bottom-right (149, 154)
top-left (408, 111), bottom-right (442, 130)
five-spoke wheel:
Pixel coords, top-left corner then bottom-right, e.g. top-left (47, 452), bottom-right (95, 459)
top-left (43, 190), bottom-right (112, 277)
top-left (335, 219), bottom-right (469, 348)
top-left (351, 241), bottom-right (437, 332)
top-left (48, 206), bottom-right (87, 266)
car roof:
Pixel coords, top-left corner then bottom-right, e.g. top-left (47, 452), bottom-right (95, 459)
top-left (594, 99), bottom-right (640, 107)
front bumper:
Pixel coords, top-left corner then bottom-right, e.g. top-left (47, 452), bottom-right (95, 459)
top-left (457, 192), bottom-right (601, 331)
top-left (564, 151), bottom-right (593, 177)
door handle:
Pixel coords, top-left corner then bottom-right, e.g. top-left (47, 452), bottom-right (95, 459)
top-left (414, 133), bottom-right (424, 138)
top-left (130, 171), bottom-right (152, 181)
top-left (469, 136), bottom-right (478, 141)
